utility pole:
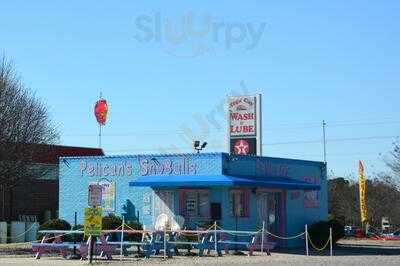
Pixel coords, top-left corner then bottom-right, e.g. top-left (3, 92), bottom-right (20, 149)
top-left (98, 92), bottom-right (103, 148)
top-left (323, 120), bottom-right (327, 163)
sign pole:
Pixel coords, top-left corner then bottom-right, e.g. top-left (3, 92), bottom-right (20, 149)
top-left (73, 212), bottom-right (77, 257)
top-left (99, 124), bottom-right (102, 148)
top-left (257, 93), bottom-right (262, 156)
top-left (261, 221), bottom-right (265, 254)
top-left (163, 227), bottom-right (167, 260)
top-left (305, 224), bottom-right (309, 256)
top-left (98, 92), bottom-right (102, 148)
top-left (88, 235), bottom-right (94, 264)
top-left (330, 228), bottom-right (333, 257)
top-left (120, 216), bottom-right (125, 260)
top-left (323, 120), bottom-right (327, 163)
top-left (214, 221), bottom-right (218, 256)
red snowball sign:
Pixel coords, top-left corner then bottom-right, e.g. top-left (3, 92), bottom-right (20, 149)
top-left (94, 99), bottom-right (108, 125)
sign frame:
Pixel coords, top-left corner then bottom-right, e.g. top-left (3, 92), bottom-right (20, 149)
top-left (227, 94), bottom-right (262, 156)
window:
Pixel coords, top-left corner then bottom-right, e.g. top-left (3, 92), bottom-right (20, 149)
top-left (179, 190), bottom-right (209, 218)
top-left (229, 189), bottom-right (250, 217)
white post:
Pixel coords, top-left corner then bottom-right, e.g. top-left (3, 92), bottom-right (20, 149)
top-left (164, 228), bottom-right (167, 260)
top-left (120, 216), bottom-right (125, 260)
top-left (214, 221), bottom-right (218, 256)
top-left (305, 224), bottom-right (309, 257)
top-left (88, 235), bottom-right (93, 263)
top-left (261, 221), bottom-right (265, 254)
top-left (330, 227), bottom-right (333, 257)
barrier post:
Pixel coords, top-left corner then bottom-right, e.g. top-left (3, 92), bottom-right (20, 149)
top-left (305, 224), bottom-right (309, 257)
top-left (88, 235), bottom-right (95, 264)
top-left (214, 221), bottom-right (218, 256)
top-left (73, 212), bottom-right (77, 257)
top-left (163, 228), bottom-right (167, 260)
top-left (330, 227), bottom-right (333, 257)
top-left (261, 221), bottom-right (265, 254)
top-left (120, 216), bottom-right (125, 260)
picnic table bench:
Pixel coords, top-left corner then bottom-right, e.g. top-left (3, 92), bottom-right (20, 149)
top-left (33, 230), bottom-right (84, 259)
top-left (216, 231), bottom-right (277, 256)
top-left (79, 235), bottom-right (116, 260)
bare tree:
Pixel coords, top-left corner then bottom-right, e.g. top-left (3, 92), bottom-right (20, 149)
top-left (387, 139), bottom-right (400, 180)
top-left (0, 55), bottom-right (59, 221)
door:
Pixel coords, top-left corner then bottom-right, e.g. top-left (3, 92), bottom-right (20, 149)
top-left (154, 190), bottom-right (176, 225)
top-left (257, 191), bottom-right (283, 236)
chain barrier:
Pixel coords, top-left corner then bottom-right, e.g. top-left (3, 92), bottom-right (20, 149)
top-left (0, 231), bottom-right (82, 248)
top-left (4, 223), bottom-right (38, 241)
top-left (265, 231), bottom-right (306, 240)
top-left (307, 234), bottom-right (331, 252)
top-left (215, 224), bottom-right (261, 236)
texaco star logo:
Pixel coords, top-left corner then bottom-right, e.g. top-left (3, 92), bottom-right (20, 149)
top-left (234, 139), bottom-right (250, 155)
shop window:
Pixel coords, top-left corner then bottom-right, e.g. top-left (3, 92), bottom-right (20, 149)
top-left (229, 189), bottom-right (250, 217)
top-left (179, 190), bottom-right (209, 218)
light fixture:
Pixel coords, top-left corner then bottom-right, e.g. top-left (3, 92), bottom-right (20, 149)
top-left (194, 141), bottom-right (200, 149)
top-left (194, 141), bottom-right (207, 154)
top-left (201, 142), bottom-right (208, 149)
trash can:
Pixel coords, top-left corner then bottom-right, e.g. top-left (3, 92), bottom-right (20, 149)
top-left (0, 222), bottom-right (7, 244)
top-left (11, 221), bottom-right (26, 243)
top-left (25, 222), bottom-right (39, 242)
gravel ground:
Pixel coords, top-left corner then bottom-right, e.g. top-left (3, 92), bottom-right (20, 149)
top-left (0, 252), bottom-right (399, 266)
top-left (0, 239), bottom-right (399, 266)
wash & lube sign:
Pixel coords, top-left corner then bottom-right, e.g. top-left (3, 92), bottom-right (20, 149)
top-left (227, 94), bottom-right (262, 156)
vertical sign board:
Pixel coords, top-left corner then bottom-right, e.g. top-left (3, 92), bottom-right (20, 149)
top-left (86, 185), bottom-right (103, 237)
top-left (98, 180), bottom-right (116, 212)
top-left (84, 207), bottom-right (103, 236)
top-left (88, 184), bottom-right (103, 207)
top-left (227, 94), bottom-right (262, 156)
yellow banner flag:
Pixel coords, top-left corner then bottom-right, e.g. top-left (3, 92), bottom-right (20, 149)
top-left (358, 161), bottom-right (368, 223)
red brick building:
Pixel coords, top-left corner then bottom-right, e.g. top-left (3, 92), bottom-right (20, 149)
top-left (0, 144), bottom-right (103, 223)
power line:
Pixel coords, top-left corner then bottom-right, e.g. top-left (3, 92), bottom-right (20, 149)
top-left (103, 135), bottom-right (398, 154)
top-left (62, 120), bottom-right (400, 138)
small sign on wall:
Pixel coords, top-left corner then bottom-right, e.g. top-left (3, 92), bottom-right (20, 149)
top-left (304, 176), bottom-right (321, 208)
top-left (143, 193), bottom-right (152, 216)
top-left (99, 180), bottom-right (116, 212)
top-left (88, 184), bottom-right (102, 207)
top-left (142, 206), bottom-right (151, 216)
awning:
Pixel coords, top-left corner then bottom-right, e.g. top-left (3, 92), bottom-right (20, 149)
top-left (129, 175), bottom-right (320, 190)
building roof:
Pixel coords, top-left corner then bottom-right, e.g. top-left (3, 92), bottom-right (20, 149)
top-left (31, 144), bottom-right (104, 164)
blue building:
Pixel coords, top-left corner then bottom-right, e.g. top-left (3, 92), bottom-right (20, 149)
top-left (59, 153), bottom-right (327, 247)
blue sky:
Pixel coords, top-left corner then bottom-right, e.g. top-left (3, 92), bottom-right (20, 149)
top-left (1, 1), bottom-right (399, 178)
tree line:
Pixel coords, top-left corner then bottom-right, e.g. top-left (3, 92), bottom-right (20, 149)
top-left (329, 141), bottom-right (400, 229)
top-left (0, 55), bottom-right (59, 221)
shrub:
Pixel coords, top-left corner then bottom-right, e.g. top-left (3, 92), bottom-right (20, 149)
top-left (102, 213), bottom-right (123, 230)
top-left (39, 219), bottom-right (71, 231)
top-left (38, 219), bottom-right (71, 241)
top-left (308, 220), bottom-right (345, 247)
top-left (101, 214), bottom-right (123, 241)
top-left (124, 221), bottom-right (143, 242)
top-left (72, 224), bottom-right (85, 242)
top-left (102, 214), bottom-right (144, 242)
